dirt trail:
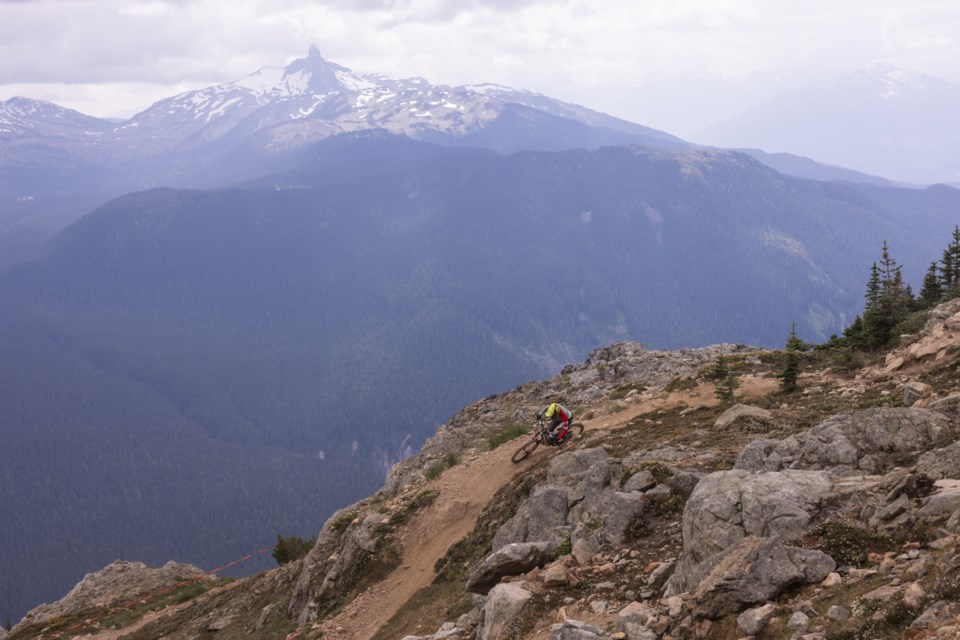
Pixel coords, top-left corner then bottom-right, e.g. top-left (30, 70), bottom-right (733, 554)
top-left (314, 378), bottom-right (778, 639)
top-left (587, 375), bottom-right (779, 432)
top-left (316, 440), bottom-right (525, 640)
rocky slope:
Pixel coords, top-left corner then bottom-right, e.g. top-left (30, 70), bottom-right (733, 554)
top-left (10, 299), bottom-right (960, 640)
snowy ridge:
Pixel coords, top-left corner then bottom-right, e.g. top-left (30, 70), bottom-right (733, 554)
top-left (843, 64), bottom-right (933, 99)
top-left (0, 96), bottom-right (111, 137)
top-left (4, 47), bottom-right (685, 158)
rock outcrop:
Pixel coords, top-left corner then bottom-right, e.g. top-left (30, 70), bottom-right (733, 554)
top-left (466, 542), bottom-right (554, 594)
top-left (13, 560), bottom-right (207, 633)
top-left (734, 407), bottom-right (956, 475)
top-left (666, 468), bottom-right (835, 595)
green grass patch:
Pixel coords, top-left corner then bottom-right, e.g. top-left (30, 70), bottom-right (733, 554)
top-left (610, 383), bottom-right (646, 400)
top-left (330, 511), bottom-right (358, 533)
top-left (485, 423), bottom-right (532, 450)
top-left (664, 376), bottom-right (697, 392)
top-left (800, 521), bottom-right (897, 567)
top-left (425, 452), bottom-right (460, 480)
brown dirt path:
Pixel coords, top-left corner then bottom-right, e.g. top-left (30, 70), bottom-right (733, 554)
top-left (314, 377), bottom-right (778, 639)
top-left (315, 440), bottom-right (526, 640)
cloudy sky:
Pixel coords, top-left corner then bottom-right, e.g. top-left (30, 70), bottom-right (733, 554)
top-left (1, 0), bottom-right (959, 135)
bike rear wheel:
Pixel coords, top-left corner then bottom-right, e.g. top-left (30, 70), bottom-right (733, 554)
top-left (511, 436), bottom-right (541, 463)
top-left (559, 422), bottom-right (585, 445)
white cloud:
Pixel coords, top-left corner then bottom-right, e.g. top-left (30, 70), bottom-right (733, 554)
top-left (1, 0), bottom-right (959, 132)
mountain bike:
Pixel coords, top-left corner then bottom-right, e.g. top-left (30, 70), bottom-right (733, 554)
top-left (510, 417), bottom-right (585, 463)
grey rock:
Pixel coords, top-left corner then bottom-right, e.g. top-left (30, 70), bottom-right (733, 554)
top-left (646, 559), bottom-right (676, 592)
top-left (918, 482), bottom-right (960, 520)
top-left (910, 600), bottom-right (951, 630)
top-left (918, 442), bottom-right (960, 480)
top-left (432, 622), bottom-right (466, 639)
top-left (207, 615), bottom-right (234, 632)
top-left (548, 447), bottom-right (610, 482)
top-left (589, 599), bottom-right (611, 613)
top-left (492, 486), bottom-right (571, 550)
top-left (457, 605), bottom-right (481, 632)
top-left (692, 537), bottom-right (836, 620)
top-left (734, 439), bottom-right (782, 472)
top-left (667, 469), bottom-right (834, 595)
top-left (875, 494), bottom-right (911, 522)
top-left (644, 484), bottom-right (673, 499)
top-left (550, 618), bottom-right (609, 639)
top-left (928, 394), bottom-right (960, 416)
top-left (599, 491), bottom-right (647, 547)
top-left (354, 512), bottom-right (385, 553)
top-left (13, 560), bottom-right (208, 632)
top-left (666, 471), bottom-right (702, 498)
top-left (827, 605), bottom-right (851, 621)
top-left (623, 469), bottom-right (657, 493)
top-left (788, 610), bottom-right (810, 629)
top-left (543, 564), bottom-right (569, 586)
top-left (476, 583), bottom-right (532, 640)
top-left (572, 537), bottom-right (598, 565)
top-left (733, 408), bottom-right (955, 475)
top-left (466, 542), bottom-right (553, 594)
top-left (736, 603), bottom-right (780, 635)
top-left (619, 601), bottom-right (657, 640)
top-left (903, 380), bottom-right (933, 407)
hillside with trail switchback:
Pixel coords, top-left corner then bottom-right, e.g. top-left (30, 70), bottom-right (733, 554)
top-left (10, 297), bottom-right (960, 640)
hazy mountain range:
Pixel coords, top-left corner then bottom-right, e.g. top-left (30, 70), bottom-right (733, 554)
top-left (694, 65), bottom-right (960, 185)
top-left (2, 49), bottom-right (944, 275)
top-left (3, 49), bottom-right (960, 624)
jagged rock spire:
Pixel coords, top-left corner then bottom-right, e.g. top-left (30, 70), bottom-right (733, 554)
top-left (282, 45), bottom-right (350, 94)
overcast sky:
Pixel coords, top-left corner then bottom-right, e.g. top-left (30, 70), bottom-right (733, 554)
top-left (1, 0), bottom-right (959, 136)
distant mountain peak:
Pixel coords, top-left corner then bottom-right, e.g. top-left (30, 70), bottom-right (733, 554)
top-left (231, 46), bottom-right (373, 99)
top-left (843, 64), bottom-right (933, 98)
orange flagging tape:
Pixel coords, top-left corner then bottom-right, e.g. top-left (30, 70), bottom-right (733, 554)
top-left (50, 545), bottom-right (274, 639)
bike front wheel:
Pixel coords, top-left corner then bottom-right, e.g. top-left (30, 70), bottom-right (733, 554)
top-left (511, 436), bottom-right (542, 463)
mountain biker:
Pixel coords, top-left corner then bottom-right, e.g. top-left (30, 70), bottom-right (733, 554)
top-left (537, 402), bottom-right (573, 442)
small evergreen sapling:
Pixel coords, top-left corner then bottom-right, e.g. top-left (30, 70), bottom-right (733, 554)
top-left (778, 323), bottom-right (802, 393)
top-left (711, 355), bottom-right (740, 405)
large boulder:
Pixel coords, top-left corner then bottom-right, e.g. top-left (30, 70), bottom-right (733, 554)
top-left (476, 583), bottom-right (532, 640)
top-left (494, 448), bottom-right (623, 552)
top-left (734, 408), bottom-right (956, 475)
top-left (492, 486), bottom-right (571, 550)
top-left (595, 492), bottom-right (647, 548)
top-left (692, 537), bottom-right (835, 619)
top-left (548, 447), bottom-right (611, 481)
top-left (466, 542), bottom-right (554, 594)
top-left (918, 442), bottom-right (960, 480)
top-left (667, 469), bottom-right (834, 595)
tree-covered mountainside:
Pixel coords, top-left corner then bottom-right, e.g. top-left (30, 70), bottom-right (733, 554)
top-left (2, 133), bottom-right (958, 623)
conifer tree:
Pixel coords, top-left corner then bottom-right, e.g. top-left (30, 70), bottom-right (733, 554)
top-left (941, 225), bottom-right (960, 296)
top-left (857, 242), bottom-right (913, 349)
top-left (919, 261), bottom-right (943, 309)
top-left (778, 323), bottom-right (802, 392)
top-left (712, 355), bottom-right (740, 406)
